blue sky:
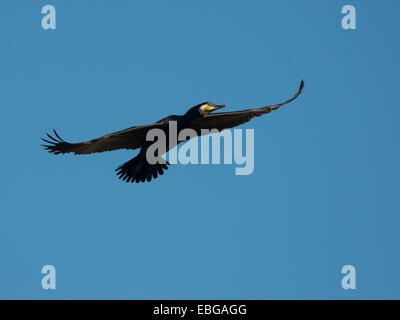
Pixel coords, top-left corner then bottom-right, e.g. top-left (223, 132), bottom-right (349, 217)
top-left (1, 0), bottom-right (399, 299)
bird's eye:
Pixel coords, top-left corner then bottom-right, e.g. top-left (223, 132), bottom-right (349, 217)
top-left (200, 104), bottom-right (211, 112)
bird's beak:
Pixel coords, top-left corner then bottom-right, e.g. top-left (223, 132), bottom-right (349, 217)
top-left (211, 105), bottom-right (225, 112)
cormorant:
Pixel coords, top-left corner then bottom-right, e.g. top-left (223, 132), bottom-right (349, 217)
top-left (42, 80), bottom-right (304, 183)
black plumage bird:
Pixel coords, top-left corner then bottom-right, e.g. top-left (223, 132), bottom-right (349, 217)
top-left (42, 80), bottom-right (304, 183)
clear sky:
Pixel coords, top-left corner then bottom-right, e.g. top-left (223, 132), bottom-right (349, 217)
top-left (1, 0), bottom-right (399, 299)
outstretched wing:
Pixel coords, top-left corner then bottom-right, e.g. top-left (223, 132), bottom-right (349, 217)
top-left (41, 122), bottom-right (164, 155)
top-left (190, 80), bottom-right (304, 133)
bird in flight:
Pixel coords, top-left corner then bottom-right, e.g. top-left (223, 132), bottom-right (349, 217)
top-left (42, 80), bottom-right (304, 183)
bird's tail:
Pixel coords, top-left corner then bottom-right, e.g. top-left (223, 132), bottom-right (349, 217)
top-left (115, 150), bottom-right (169, 183)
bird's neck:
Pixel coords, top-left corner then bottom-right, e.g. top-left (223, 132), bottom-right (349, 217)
top-left (182, 109), bottom-right (202, 122)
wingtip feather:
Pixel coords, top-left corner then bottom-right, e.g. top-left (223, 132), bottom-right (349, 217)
top-left (299, 79), bottom-right (305, 91)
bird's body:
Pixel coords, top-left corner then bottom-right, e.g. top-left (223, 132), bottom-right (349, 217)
top-left (42, 80), bottom-right (304, 183)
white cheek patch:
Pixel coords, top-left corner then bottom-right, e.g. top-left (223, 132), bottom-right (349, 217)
top-left (199, 105), bottom-right (208, 115)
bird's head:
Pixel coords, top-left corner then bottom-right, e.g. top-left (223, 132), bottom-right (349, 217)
top-left (198, 102), bottom-right (225, 116)
top-left (184, 102), bottom-right (225, 119)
